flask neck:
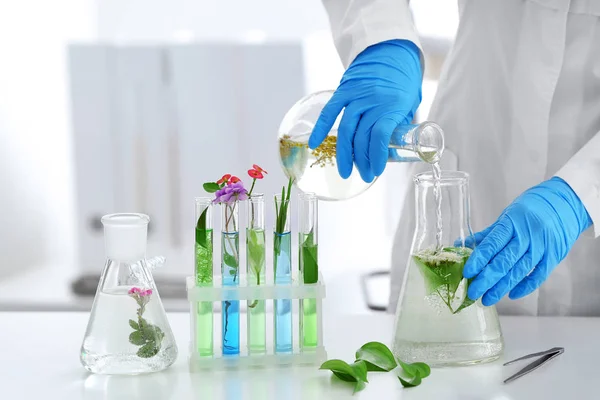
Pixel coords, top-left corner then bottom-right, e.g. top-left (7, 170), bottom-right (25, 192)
top-left (102, 213), bottom-right (149, 263)
top-left (388, 122), bottom-right (444, 164)
top-left (412, 171), bottom-right (472, 249)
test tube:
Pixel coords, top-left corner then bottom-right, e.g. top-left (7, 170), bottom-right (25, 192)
top-left (274, 194), bottom-right (292, 353)
top-left (298, 193), bottom-right (318, 350)
top-left (247, 194), bottom-right (266, 354)
top-left (221, 201), bottom-right (240, 355)
top-left (195, 198), bottom-right (213, 356)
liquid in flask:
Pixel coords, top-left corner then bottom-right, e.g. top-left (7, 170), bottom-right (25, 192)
top-left (80, 213), bottom-right (178, 374)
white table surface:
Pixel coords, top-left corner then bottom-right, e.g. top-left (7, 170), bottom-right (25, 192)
top-left (0, 312), bottom-right (592, 400)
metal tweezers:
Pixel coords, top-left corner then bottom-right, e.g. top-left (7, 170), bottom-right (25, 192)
top-left (503, 347), bottom-right (564, 384)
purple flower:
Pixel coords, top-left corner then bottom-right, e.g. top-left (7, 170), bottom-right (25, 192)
top-left (213, 182), bottom-right (248, 204)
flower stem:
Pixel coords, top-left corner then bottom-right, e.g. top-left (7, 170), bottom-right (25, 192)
top-left (248, 179), bottom-right (256, 197)
top-left (224, 203), bottom-right (239, 281)
top-left (248, 179), bottom-right (257, 228)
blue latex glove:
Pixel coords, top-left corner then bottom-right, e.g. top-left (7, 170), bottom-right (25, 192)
top-left (464, 177), bottom-right (592, 306)
top-left (308, 40), bottom-right (422, 183)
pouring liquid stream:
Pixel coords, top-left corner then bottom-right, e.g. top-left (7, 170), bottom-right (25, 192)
top-left (432, 162), bottom-right (443, 253)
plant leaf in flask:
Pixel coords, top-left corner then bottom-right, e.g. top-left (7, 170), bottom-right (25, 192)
top-left (80, 213), bottom-right (178, 374)
top-left (278, 90), bottom-right (444, 201)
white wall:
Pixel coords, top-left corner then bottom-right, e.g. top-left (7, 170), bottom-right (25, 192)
top-left (96, 0), bottom-right (331, 42)
top-left (0, 1), bottom-right (96, 276)
top-left (0, 0), bottom-right (458, 284)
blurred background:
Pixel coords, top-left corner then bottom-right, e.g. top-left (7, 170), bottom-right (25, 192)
top-left (0, 0), bottom-right (458, 313)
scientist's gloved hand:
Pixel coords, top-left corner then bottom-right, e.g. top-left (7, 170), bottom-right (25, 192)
top-left (308, 40), bottom-right (422, 183)
top-left (463, 177), bottom-right (592, 306)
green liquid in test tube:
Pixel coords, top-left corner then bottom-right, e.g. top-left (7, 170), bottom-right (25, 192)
top-left (299, 193), bottom-right (319, 349)
top-left (195, 198), bottom-right (214, 356)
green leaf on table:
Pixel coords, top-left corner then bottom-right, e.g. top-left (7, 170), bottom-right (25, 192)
top-left (129, 319), bottom-right (139, 330)
top-left (350, 360), bottom-right (368, 383)
top-left (398, 359), bottom-right (430, 379)
top-left (137, 342), bottom-right (160, 358)
top-left (354, 381), bottom-right (366, 394)
top-left (355, 341), bottom-right (397, 372)
top-left (321, 360), bottom-right (355, 382)
top-left (398, 370), bottom-right (422, 388)
top-left (320, 359), bottom-right (368, 383)
top-left (129, 331), bottom-right (146, 346)
top-left (203, 182), bottom-right (220, 193)
top-left (331, 371), bottom-right (358, 383)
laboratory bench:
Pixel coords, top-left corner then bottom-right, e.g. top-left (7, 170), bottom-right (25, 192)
top-left (0, 312), bottom-right (594, 399)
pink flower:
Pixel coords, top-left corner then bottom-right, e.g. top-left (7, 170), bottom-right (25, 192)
top-left (141, 289), bottom-right (153, 297)
top-left (128, 287), bottom-right (142, 295)
top-left (248, 169), bottom-right (264, 179)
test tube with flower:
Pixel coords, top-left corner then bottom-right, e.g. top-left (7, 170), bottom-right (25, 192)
top-left (202, 166), bottom-right (267, 356)
top-left (247, 165), bottom-right (267, 354)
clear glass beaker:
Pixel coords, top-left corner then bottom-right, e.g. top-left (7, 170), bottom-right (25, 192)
top-left (278, 90), bottom-right (444, 201)
top-left (392, 171), bottom-right (504, 366)
top-left (80, 213), bottom-right (178, 374)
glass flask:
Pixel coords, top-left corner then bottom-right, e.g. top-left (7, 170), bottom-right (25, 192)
top-left (80, 213), bottom-right (178, 374)
top-left (392, 171), bottom-right (504, 366)
top-left (278, 90), bottom-right (444, 201)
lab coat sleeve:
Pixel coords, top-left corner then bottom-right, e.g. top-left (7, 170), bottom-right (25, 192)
top-left (321, 0), bottom-right (423, 68)
top-left (556, 132), bottom-right (600, 238)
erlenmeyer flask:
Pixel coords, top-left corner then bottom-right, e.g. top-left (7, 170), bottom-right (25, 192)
top-left (80, 213), bottom-right (178, 374)
top-left (278, 90), bottom-right (444, 201)
top-left (392, 171), bottom-right (504, 366)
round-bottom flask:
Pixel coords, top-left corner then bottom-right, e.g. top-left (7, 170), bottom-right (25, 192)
top-left (278, 90), bottom-right (445, 201)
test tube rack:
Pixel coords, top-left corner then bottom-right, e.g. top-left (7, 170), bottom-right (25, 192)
top-left (186, 274), bottom-right (327, 371)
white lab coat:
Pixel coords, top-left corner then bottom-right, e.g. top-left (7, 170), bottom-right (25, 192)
top-left (322, 0), bottom-right (600, 316)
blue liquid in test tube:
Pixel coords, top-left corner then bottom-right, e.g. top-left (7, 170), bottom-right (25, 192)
top-left (222, 231), bottom-right (240, 355)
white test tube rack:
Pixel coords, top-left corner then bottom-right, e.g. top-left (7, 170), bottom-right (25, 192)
top-left (186, 274), bottom-right (327, 371)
